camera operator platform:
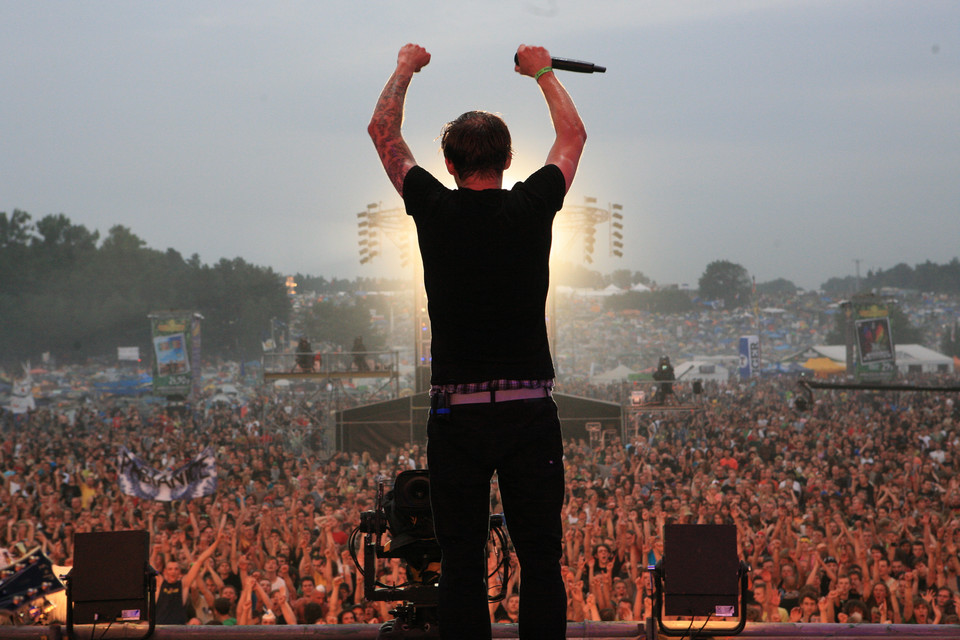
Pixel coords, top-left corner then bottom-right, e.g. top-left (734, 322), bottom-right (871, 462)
top-left (352, 471), bottom-right (512, 639)
top-left (652, 355), bottom-right (676, 404)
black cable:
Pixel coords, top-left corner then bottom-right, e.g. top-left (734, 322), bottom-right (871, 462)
top-left (680, 611), bottom-right (695, 640)
top-left (97, 618), bottom-right (115, 640)
top-left (350, 514), bottom-right (511, 598)
top-left (348, 526), bottom-right (364, 579)
top-left (487, 525), bottom-right (510, 603)
top-left (695, 612), bottom-right (713, 638)
top-left (678, 610), bottom-right (714, 640)
top-left (349, 524), bottom-right (440, 591)
top-left (347, 525), bottom-right (395, 590)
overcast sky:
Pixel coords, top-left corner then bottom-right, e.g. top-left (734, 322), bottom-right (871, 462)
top-left (2, 1), bottom-right (958, 291)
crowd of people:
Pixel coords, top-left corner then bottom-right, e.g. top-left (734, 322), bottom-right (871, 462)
top-left (1, 373), bottom-right (959, 626)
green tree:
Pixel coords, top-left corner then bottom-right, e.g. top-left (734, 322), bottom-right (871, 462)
top-left (866, 258), bottom-right (960, 294)
top-left (0, 210), bottom-right (36, 295)
top-left (553, 260), bottom-right (604, 289)
top-left (604, 290), bottom-right (694, 314)
top-left (756, 278), bottom-right (798, 296)
top-left (0, 211), bottom-right (290, 364)
top-left (300, 299), bottom-right (384, 353)
top-left (0, 209), bottom-right (33, 247)
top-left (820, 276), bottom-right (859, 297)
top-left (193, 257), bottom-right (290, 359)
top-left (698, 260), bottom-right (752, 308)
top-left (34, 214), bottom-right (99, 253)
top-left (941, 321), bottom-right (960, 358)
top-left (866, 263), bottom-right (915, 290)
top-left (604, 269), bottom-right (653, 289)
top-left (608, 269), bottom-right (632, 290)
top-left (886, 305), bottom-right (923, 344)
top-left (824, 303), bottom-right (921, 346)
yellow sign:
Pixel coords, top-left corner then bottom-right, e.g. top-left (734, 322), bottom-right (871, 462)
top-left (157, 319), bottom-right (187, 333)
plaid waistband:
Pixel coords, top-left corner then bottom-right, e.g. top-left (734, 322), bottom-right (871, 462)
top-left (430, 379), bottom-right (554, 397)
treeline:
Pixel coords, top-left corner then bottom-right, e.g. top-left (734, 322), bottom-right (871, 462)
top-left (294, 273), bottom-right (409, 295)
top-left (0, 210), bottom-right (290, 364)
top-left (864, 259), bottom-right (960, 293)
top-left (822, 259), bottom-right (960, 296)
top-left (5, 207), bottom-right (957, 365)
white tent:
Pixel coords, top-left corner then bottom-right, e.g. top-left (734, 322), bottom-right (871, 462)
top-left (895, 344), bottom-right (954, 374)
top-left (590, 364), bottom-right (636, 383)
top-left (782, 344), bottom-right (954, 375)
top-left (555, 285), bottom-right (624, 298)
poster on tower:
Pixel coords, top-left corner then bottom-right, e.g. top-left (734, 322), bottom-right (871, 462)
top-left (846, 300), bottom-right (896, 382)
top-left (150, 311), bottom-right (202, 397)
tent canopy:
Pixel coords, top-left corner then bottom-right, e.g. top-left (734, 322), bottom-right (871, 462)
top-left (591, 364), bottom-right (636, 383)
top-left (802, 357), bottom-right (845, 377)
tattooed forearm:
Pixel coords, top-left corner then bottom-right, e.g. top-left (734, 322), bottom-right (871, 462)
top-left (369, 70), bottom-right (416, 195)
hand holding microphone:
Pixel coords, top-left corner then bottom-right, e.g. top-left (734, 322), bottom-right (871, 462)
top-left (543, 57), bottom-right (606, 73)
top-left (514, 46), bottom-right (606, 75)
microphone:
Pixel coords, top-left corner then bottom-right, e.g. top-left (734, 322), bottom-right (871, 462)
top-left (514, 53), bottom-right (606, 73)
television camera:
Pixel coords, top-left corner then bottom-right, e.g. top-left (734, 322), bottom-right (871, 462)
top-left (350, 469), bottom-right (510, 639)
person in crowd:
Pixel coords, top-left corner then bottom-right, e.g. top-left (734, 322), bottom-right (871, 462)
top-left (154, 529), bottom-right (223, 624)
top-left (295, 337), bottom-right (314, 373)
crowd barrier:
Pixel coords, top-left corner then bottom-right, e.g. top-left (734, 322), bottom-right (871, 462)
top-left (0, 621), bottom-right (958, 640)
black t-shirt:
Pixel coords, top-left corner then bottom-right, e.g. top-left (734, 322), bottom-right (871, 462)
top-left (402, 165), bottom-right (566, 385)
top-left (156, 579), bottom-right (188, 624)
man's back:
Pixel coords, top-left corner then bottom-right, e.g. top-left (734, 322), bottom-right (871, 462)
top-left (403, 164), bottom-right (565, 384)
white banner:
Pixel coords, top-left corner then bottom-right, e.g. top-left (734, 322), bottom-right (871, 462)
top-left (117, 446), bottom-right (217, 501)
top-left (8, 394), bottom-right (36, 415)
top-left (9, 371), bottom-right (35, 414)
top-left (117, 346), bottom-right (141, 362)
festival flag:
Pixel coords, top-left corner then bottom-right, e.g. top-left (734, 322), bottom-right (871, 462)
top-left (8, 363), bottom-right (36, 415)
top-left (117, 446), bottom-right (217, 501)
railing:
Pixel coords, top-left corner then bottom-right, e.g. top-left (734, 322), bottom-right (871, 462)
top-left (0, 621), bottom-right (957, 640)
top-left (262, 351), bottom-right (400, 379)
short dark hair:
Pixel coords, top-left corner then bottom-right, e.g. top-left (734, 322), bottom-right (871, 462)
top-left (213, 597), bottom-right (231, 616)
top-left (303, 602), bottom-right (324, 624)
top-left (440, 111), bottom-right (512, 180)
top-left (844, 599), bottom-right (868, 616)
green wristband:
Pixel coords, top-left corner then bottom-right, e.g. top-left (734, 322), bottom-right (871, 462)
top-left (535, 66), bottom-right (553, 80)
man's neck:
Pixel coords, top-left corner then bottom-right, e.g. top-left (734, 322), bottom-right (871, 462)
top-left (455, 173), bottom-right (503, 190)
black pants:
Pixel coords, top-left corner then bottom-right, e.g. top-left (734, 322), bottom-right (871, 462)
top-left (427, 396), bottom-right (566, 640)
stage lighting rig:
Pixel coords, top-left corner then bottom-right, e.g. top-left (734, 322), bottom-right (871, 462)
top-left (356, 202), bottom-right (415, 267)
top-left (355, 201), bottom-right (430, 392)
top-left (554, 197), bottom-right (625, 264)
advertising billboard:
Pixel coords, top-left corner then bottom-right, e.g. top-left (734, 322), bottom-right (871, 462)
top-left (149, 311), bottom-right (202, 397)
top-left (739, 335), bottom-right (760, 379)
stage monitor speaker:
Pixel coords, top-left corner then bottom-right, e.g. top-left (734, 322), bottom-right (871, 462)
top-left (71, 530), bottom-right (150, 624)
top-left (662, 524), bottom-right (739, 617)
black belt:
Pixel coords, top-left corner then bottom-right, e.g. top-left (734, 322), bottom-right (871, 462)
top-left (447, 387), bottom-right (551, 405)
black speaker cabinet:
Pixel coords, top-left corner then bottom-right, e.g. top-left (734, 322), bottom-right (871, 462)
top-left (71, 530), bottom-right (150, 624)
top-left (662, 524), bottom-right (739, 617)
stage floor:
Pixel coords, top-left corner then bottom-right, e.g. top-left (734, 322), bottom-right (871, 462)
top-left (2, 621), bottom-right (959, 640)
